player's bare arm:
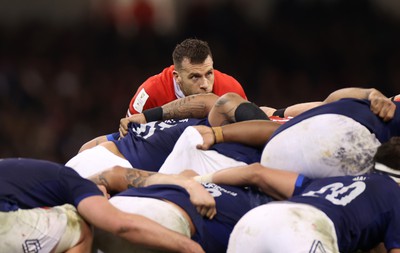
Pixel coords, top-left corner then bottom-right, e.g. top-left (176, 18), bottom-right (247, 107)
top-left (162, 93), bottom-right (218, 120)
top-left (323, 87), bottom-right (396, 121)
top-left (201, 162), bottom-right (298, 200)
top-left (89, 166), bottom-right (157, 193)
top-left (207, 92), bottom-right (245, 126)
top-left (119, 93), bottom-right (218, 137)
top-left (194, 120), bottom-right (281, 150)
top-left (89, 166), bottom-right (216, 219)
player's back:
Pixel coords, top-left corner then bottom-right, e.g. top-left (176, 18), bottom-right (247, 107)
top-left (114, 118), bottom-right (208, 171)
top-left (291, 173), bottom-right (400, 252)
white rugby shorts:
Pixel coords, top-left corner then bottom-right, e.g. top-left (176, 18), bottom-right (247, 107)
top-left (159, 126), bottom-right (247, 175)
top-left (66, 145), bottom-right (132, 178)
top-left (0, 204), bottom-right (83, 253)
top-left (227, 202), bottom-right (339, 253)
top-left (93, 196), bottom-right (191, 253)
top-left (261, 114), bottom-right (381, 178)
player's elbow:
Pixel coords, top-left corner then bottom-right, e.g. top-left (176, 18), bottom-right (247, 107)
top-left (248, 163), bottom-right (266, 186)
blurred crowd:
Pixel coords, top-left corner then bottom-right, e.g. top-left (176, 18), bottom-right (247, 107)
top-left (1, 0), bottom-right (400, 163)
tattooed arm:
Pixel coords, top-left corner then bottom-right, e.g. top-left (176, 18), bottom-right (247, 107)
top-left (161, 93), bottom-right (218, 120)
top-left (207, 92), bottom-right (249, 126)
top-left (89, 165), bottom-right (157, 193)
top-left (119, 93), bottom-right (219, 137)
top-left (89, 166), bottom-right (217, 218)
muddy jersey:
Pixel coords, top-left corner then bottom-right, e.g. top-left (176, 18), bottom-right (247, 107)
top-left (112, 118), bottom-right (262, 172)
top-left (117, 184), bottom-right (273, 253)
top-left (291, 173), bottom-right (400, 252)
top-left (128, 65), bottom-right (247, 115)
top-left (270, 98), bottom-right (400, 143)
top-left (0, 158), bottom-right (103, 211)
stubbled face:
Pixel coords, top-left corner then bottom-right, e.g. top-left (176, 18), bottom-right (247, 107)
top-left (173, 55), bottom-right (215, 96)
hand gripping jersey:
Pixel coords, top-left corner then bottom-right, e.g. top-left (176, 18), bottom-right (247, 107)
top-left (292, 173), bottom-right (400, 252)
top-left (117, 184), bottom-right (273, 253)
top-left (0, 158), bottom-right (103, 211)
top-left (128, 65), bottom-right (247, 115)
top-left (113, 118), bottom-right (262, 172)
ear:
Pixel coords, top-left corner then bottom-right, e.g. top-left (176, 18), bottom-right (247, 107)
top-left (173, 70), bottom-right (179, 80)
top-left (173, 70), bottom-right (182, 88)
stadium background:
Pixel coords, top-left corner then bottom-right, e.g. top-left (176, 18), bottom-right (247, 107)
top-left (0, 0), bottom-right (399, 163)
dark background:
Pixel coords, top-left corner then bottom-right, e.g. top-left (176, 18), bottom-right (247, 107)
top-left (1, 0), bottom-right (399, 163)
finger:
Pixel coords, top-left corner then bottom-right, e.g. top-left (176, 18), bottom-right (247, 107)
top-left (121, 122), bottom-right (128, 131)
top-left (196, 144), bottom-right (207, 150)
top-left (385, 106), bottom-right (396, 121)
top-left (199, 205), bottom-right (213, 218)
top-left (206, 207), bottom-right (217, 219)
top-left (370, 101), bottom-right (382, 114)
top-left (196, 206), bottom-right (207, 217)
top-left (382, 104), bottom-right (396, 121)
top-left (119, 127), bottom-right (127, 137)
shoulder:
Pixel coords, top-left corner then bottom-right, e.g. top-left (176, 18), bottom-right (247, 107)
top-left (213, 69), bottom-right (246, 98)
top-left (141, 65), bottom-right (174, 88)
top-left (213, 69), bottom-right (240, 84)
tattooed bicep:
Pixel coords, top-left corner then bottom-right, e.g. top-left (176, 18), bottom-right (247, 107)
top-left (125, 169), bottom-right (156, 188)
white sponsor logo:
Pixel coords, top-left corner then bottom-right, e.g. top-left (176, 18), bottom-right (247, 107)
top-left (133, 89), bottom-right (149, 113)
top-left (202, 182), bottom-right (238, 197)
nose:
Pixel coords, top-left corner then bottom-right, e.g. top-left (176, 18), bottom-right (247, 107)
top-left (199, 77), bottom-right (210, 89)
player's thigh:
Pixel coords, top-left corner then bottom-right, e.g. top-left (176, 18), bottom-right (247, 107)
top-left (227, 202), bottom-right (339, 253)
top-left (0, 204), bottom-right (83, 253)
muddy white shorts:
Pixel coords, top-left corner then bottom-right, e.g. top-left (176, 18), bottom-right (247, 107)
top-left (159, 126), bottom-right (247, 175)
top-left (93, 196), bottom-right (191, 253)
top-left (227, 202), bottom-right (339, 253)
top-left (261, 114), bottom-right (381, 178)
top-left (0, 204), bottom-right (82, 253)
top-left (66, 145), bottom-right (132, 178)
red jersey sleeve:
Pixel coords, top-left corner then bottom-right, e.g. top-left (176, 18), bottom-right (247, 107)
top-left (212, 70), bottom-right (247, 100)
top-left (127, 66), bottom-right (177, 115)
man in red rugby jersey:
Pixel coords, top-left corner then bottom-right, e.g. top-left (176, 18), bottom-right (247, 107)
top-left (127, 38), bottom-right (247, 117)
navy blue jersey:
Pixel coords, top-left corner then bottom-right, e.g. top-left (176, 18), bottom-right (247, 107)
top-left (117, 184), bottom-right (273, 253)
top-left (292, 173), bottom-right (400, 252)
top-left (271, 99), bottom-right (400, 143)
top-left (113, 118), bottom-right (262, 171)
top-left (0, 158), bottom-right (103, 211)
top-left (113, 118), bottom-right (207, 171)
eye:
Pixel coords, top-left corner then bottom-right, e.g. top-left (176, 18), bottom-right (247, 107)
top-left (190, 74), bottom-right (200, 80)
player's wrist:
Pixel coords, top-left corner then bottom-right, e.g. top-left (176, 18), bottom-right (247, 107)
top-left (211, 127), bottom-right (224, 143)
top-left (142, 107), bottom-right (163, 122)
top-left (193, 173), bottom-right (214, 184)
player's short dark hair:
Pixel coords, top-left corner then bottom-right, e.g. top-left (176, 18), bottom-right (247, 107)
top-left (374, 136), bottom-right (400, 170)
top-left (172, 38), bottom-right (212, 70)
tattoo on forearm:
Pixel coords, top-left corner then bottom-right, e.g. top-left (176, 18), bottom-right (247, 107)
top-left (125, 170), bottom-right (156, 188)
top-left (163, 95), bottom-right (209, 119)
